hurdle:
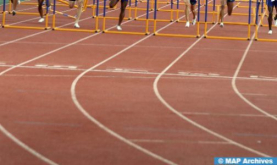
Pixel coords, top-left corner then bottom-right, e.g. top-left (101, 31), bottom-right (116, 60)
top-left (204, 0), bottom-right (254, 40)
top-left (102, 0), bottom-right (151, 35)
top-left (52, 0), bottom-right (100, 32)
top-left (153, 0), bottom-right (202, 38)
top-left (2, 0), bottom-right (51, 30)
top-left (254, 0), bottom-right (277, 42)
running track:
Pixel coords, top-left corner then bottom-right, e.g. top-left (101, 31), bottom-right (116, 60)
top-left (0, 0), bottom-right (276, 164)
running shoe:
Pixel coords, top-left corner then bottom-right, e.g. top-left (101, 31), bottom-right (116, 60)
top-left (38, 18), bottom-right (45, 22)
top-left (116, 25), bottom-right (122, 31)
top-left (192, 17), bottom-right (197, 25)
top-left (268, 30), bottom-right (272, 34)
top-left (12, 10), bottom-right (16, 16)
top-left (185, 21), bottom-right (190, 28)
top-left (74, 23), bottom-right (80, 28)
top-left (220, 22), bottom-right (224, 27)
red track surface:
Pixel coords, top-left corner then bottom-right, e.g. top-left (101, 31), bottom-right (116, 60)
top-left (0, 0), bottom-right (276, 164)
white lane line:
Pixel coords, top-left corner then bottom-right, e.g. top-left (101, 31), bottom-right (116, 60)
top-left (70, 2), bottom-right (213, 164)
top-left (0, 2), bottom-right (153, 164)
top-left (0, 124), bottom-right (58, 165)
top-left (231, 11), bottom-right (277, 121)
top-left (130, 139), bottom-right (232, 145)
top-left (0, 3), bottom-right (179, 165)
top-left (2, 64), bottom-right (277, 82)
top-left (181, 112), bottom-right (277, 118)
top-left (153, 4), bottom-right (271, 157)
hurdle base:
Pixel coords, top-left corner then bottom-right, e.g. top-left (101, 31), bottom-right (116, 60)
top-left (154, 32), bottom-right (198, 38)
top-left (3, 25), bottom-right (50, 30)
top-left (53, 28), bottom-right (97, 33)
top-left (205, 35), bottom-right (250, 41)
top-left (255, 38), bottom-right (277, 42)
top-left (103, 30), bottom-right (150, 35)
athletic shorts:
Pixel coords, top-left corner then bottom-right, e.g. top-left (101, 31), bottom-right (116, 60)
top-left (190, 0), bottom-right (197, 5)
top-left (221, 0), bottom-right (234, 5)
top-left (267, 0), bottom-right (277, 7)
top-left (69, 0), bottom-right (76, 1)
top-left (122, 0), bottom-right (128, 2)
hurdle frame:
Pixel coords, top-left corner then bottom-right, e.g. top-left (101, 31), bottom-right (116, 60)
top-left (204, 0), bottom-right (254, 40)
top-left (102, 0), bottom-right (150, 35)
top-left (2, 0), bottom-right (51, 30)
top-left (52, 0), bottom-right (100, 32)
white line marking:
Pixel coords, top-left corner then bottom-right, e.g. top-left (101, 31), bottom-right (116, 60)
top-left (153, 4), bottom-right (271, 157)
top-left (35, 64), bottom-right (48, 67)
top-left (181, 112), bottom-right (277, 118)
top-left (130, 139), bottom-right (232, 145)
top-left (2, 64), bottom-right (277, 82)
top-left (0, 2), bottom-right (180, 165)
top-left (0, 124), bottom-right (58, 165)
top-left (70, 2), bottom-right (212, 164)
top-left (231, 11), bottom-right (277, 121)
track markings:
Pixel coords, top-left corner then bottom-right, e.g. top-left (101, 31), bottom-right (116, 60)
top-left (35, 64), bottom-right (78, 69)
top-left (130, 139), bottom-right (232, 145)
top-left (181, 112), bottom-right (277, 118)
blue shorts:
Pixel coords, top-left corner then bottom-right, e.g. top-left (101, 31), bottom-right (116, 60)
top-left (267, 0), bottom-right (277, 7)
top-left (227, 0), bottom-right (235, 2)
top-left (190, 0), bottom-right (197, 5)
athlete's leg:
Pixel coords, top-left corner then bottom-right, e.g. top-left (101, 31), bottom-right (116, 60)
top-left (227, 1), bottom-right (234, 15)
top-left (268, 6), bottom-right (273, 31)
top-left (75, 0), bottom-right (84, 26)
top-left (69, 0), bottom-right (75, 8)
top-left (11, 0), bottom-right (18, 15)
top-left (219, 0), bottom-right (225, 23)
top-left (184, 0), bottom-right (190, 27)
top-left (38, 0), bottom-right (44, 19)
top-left (191, 4), bottom-right (197, 25)
top-left (109, 0), bottom-right (119, 8)
top-left (118, 0), bottom-right (128, 26)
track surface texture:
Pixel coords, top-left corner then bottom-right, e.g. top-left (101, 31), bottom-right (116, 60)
top-left (0, 0), bottom-right (276, 164)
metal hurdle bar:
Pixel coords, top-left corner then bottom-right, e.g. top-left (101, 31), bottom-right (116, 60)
top-left (153, 0), bottom-right (202, 37)
top-left (102, 0), bottom-right (150, 35)
top-left (204, 0), bottom-right (254, 40)
top-left (2, 0), bottom-right (50, 29)
top-left (254, 0), bottom-right (277, 42)
top-left (52, 0), bottom-right (100, 32)
top-left (134, 0), bottom-right (175, 22)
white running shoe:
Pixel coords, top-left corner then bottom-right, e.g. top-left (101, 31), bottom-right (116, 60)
top-left (74, 23), bottom-right (80, 28)
top-left (192, 17), bottom-right (197, 26)
top-left (116, 25), bottom-right (122, 31)
top-left (220, 22), bottom-right (224, 27)
top-left (275, 20), bottom-right (277, 27)
top-left (38, 18), bottom-right (45, 22)
top-left (268, 30), bottom-right (272, 35)
top-left (185, 21), bottom-right (190, 28)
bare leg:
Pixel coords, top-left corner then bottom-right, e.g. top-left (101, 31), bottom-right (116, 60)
top-left (38, 0), bottom-right (44, 18)
top-left (118, 0), bottom-right (128, 26)
top-left (75, 0), bottom-right (84, 24)
top-left (184, 0), bottom-right (190, 22)
top-left (109, 0), bottom-right (119, 8)
top-left (219, 0), bottom-right (226, 23)
top-left (268, 6), bottom-right (273, 30)
top-left (69, 1), bottom-right (75, 8)
top-left (227, 1), bottom-right (233, 15)
top-left (190, 4), bottom-right (196, 19)
top-left (11, 0), bottom-right (18, 15)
